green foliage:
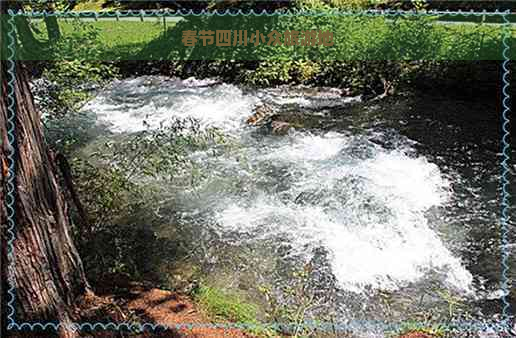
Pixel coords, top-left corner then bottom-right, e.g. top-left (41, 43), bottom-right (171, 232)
top-left (259, 267), bottom-right (323, 337)
top-left (70, 155), bottom-right (154, 280)
top-left (35, 20), bottom-right (119, 122)
top-left (19, 12), bottom-right (507, 62)
top-left (236, 10), bottom-right (504, 93)
top-left (71, 157), bottom-right (145, 230)
top-left (55, 86), bottom-right (92, 108)
top-left (247, 60), bottom-right (320, 86)
top-left (93, 120), bottom-right (223, 180)
top-left (68, 120), bottom-right (226, 282)
top-left (153, 11), bottom-right (505, 92)
top-left (298, 0), bottom-right (424, 11)
top-left (23, 0), bottom-right (79, 11)
top-left (74, 0), bottom-right (118, 11)
top-left (41, 20), bottom-right (118, 79)
top-left (326, 0), bottom-right (375, 9)
top-left (390, 320), bottom-right (445, 337)
top-left (246, 61), bottom-right (292, 86)
top-left (245, 59), bottom-right (407, 97)
top-left (70, 138), bottom-right (160, 280)
top-left (192, 285), bottom-right (260, 323)
top-left (18, 8), bottom-right (509, 97)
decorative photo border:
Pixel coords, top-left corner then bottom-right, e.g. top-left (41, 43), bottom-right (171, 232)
top-left (4, 7), bottom-right (513, 336)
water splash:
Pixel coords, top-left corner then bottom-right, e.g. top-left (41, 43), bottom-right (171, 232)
top-left (217, 132), bottom-right (472, 293)
top-left (83, 76), bottom-right (260, 133)
top-left (85, 76), bottom-right (473, 295)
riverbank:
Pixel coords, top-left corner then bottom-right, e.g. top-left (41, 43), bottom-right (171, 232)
top-left (77, 276), bottom-right (441, 338)
top-left (77, 279), bottom-right (257, 337)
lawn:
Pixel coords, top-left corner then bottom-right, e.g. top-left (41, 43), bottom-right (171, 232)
top-left (28, 16), bottom-right (513, 61)
top-left (33, 19), bottom-right (171, 59)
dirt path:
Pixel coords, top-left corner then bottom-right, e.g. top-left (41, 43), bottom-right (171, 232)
top-left (125, 287), bottom-right (255, 337)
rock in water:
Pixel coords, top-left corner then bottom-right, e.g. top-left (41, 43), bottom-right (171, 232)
top-left (246, 103), bottom-right (292, 135)
top-left (270, 120), bottom-right (291, 135)
top-left (246, 103), bottom-right (274, 126)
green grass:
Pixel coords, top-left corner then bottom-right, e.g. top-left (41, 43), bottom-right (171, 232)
top-left (192, 285), bottom-right (260, 324)
top-left (26, 16), bottom-right (513, 61)
top-left (35, 20), bottom-right (166, 42)
top-left (389, 321), bottom-right (446, 338)
top-left (191, 285), bottom-right (279, 337)
top-left (33, 19), bottom-right (168, 59)
top-left (89, 21), bottom-right (167, 59)
top-left (91, 21), bottom-right (165, 47)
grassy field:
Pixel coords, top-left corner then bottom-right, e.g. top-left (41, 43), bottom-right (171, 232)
top-left (30, 17), bottom-right (513, 61)
top-left (33, 19), bottom-right (169, 59)
top-left (35, 19), bottom-right (166, 43)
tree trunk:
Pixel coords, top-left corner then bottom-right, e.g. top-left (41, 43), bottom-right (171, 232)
top-left (15, 16), bottom-right (45, 52)
top-left (44, 16), bottom-right (61, 42)
top-left (44, 2), bottom-right (61, 42)
top-left (0, 59), bottom-right (90, 337)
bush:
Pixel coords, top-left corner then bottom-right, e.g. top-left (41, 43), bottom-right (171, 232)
top-left (36, 20), bottom-right (119, 118)
top-left (68, 120), bottom-right (225, 283)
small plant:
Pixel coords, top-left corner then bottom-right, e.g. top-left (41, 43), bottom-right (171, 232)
top-left (91, 119), bottom-right (223, 181)
top-left (192, 285), bottom-right (259, 323)
top-left (392, 320), bottom-right (446, 337)
top-left (436, 289), bottom-right (466, 319)
top-left (64, 119), bottom-right (226, 284)
top-left (246, 61), bottom-right (294, 86)
top-left (259, 266), bottom-right (330, 337)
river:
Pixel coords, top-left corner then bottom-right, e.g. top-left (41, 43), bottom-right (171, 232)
top-left (77, 76), bottom-right (514, 337)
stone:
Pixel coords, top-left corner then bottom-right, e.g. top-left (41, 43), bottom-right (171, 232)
top-left (270, 120), bottom-right (291, 135)
top-left (246, 103), bottom-right (274, 126)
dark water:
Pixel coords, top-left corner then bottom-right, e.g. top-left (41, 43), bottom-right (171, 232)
top-left (367, 93), bottom-right (516, 320)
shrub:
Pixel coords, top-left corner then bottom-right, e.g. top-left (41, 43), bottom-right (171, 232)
top-left (68, 120), bottom-right (225, 283)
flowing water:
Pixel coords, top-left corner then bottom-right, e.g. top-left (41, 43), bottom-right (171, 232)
top-left (78, 76), bottom-right (514, 336)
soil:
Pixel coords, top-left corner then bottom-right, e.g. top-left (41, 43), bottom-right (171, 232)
top-left (398, 332), bottom-right (436, 338)
top-left (76, 285), bottom-right (439, 338)
top-left (76, 281), bottom-right (257, 338)
top-left (126, 287), bottom-right (254, 337)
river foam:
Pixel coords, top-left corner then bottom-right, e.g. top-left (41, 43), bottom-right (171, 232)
top-left (84, 77), bottom-right (473, 294)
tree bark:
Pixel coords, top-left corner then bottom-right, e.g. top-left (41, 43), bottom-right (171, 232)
top-left (44, 16), bottom-right (61, 42)
top-left (44, 2), bottom-right (61, 42)
top-left (0, 59), bottom-right (90, 337)
top-left (15, 16), bottom-right (45, 52)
